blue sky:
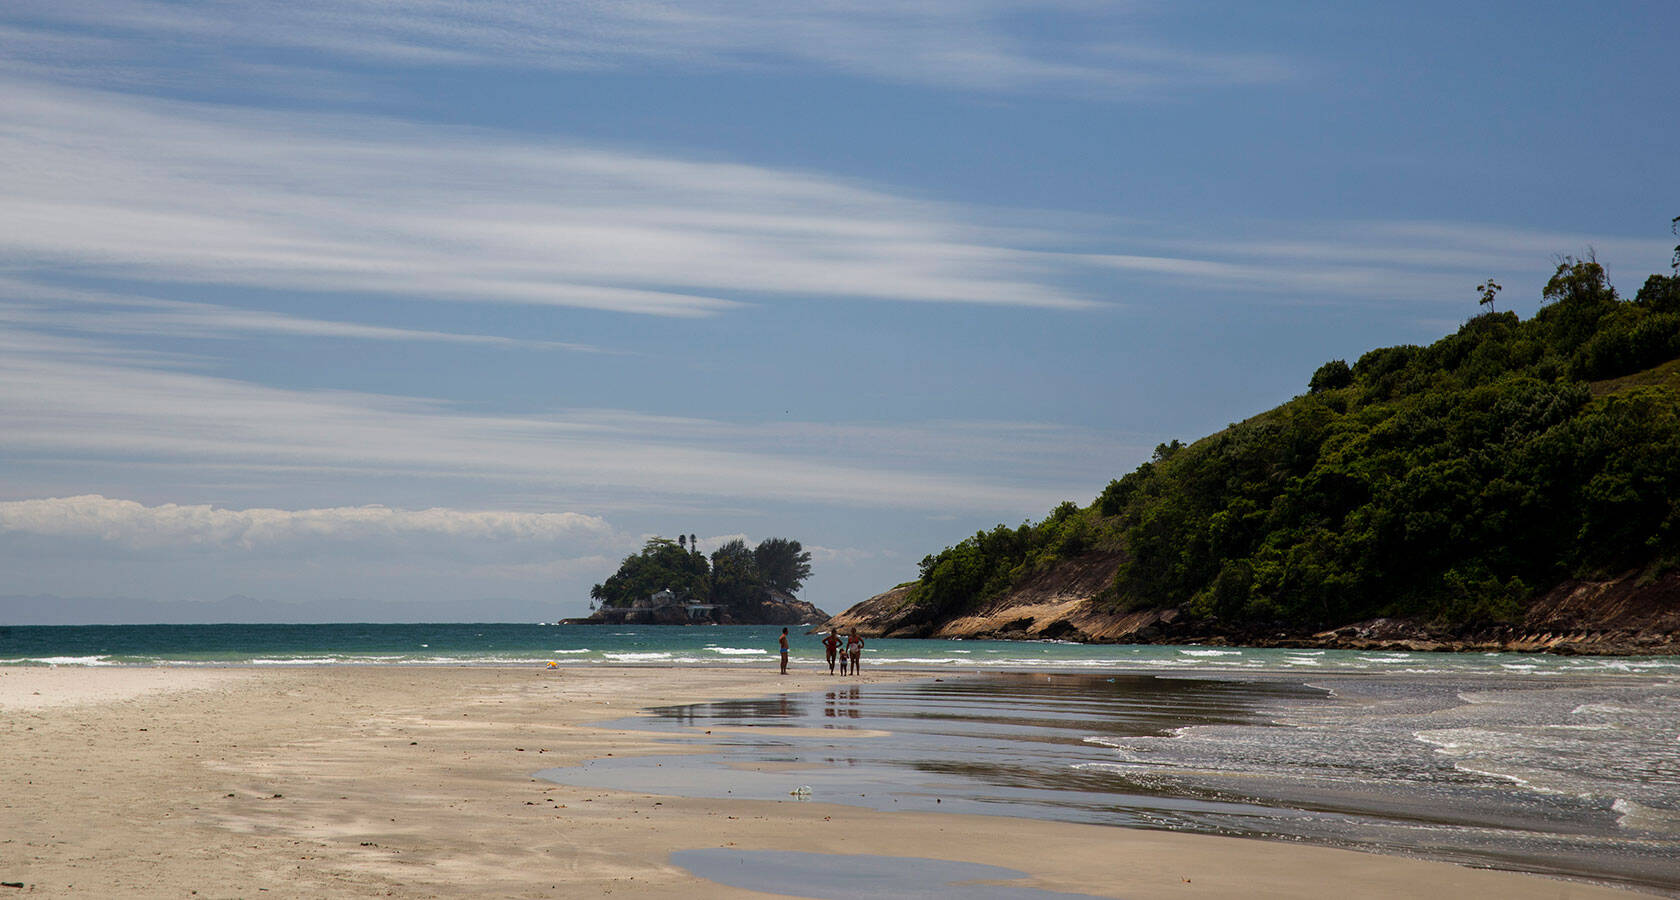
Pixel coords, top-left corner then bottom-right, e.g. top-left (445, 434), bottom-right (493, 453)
top-left (1, 1), bottom-right (1675, 623)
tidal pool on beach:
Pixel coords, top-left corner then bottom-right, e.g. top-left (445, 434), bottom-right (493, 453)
top-left (541, 671), bottom-right (1680, 896)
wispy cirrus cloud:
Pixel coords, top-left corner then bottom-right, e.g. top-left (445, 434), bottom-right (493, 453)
top-left (0, 326), bottom-right (1113, 515)
top-left (1071, 221), bottom-right (1675, 308)
top-left (0, 279), bottom-right (610, 352)
top-left (0, 80), bottom-right (1100, 317)
top-left (7, 79), bottom-right (1660, 339)
top-left (0, 1), bottom-right (1293, 98)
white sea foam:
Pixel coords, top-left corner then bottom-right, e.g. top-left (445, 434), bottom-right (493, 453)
top-left (602, 651), bottom-right (675, 662)
top-left (1069, 761), bottom-right (1147, 775)
top-left (975, 658), bottom-right (1123, 668)
top-left (1614, 799), bottom-right (1680, 833)
top-left (1413, 727), bottom-right (1509, 759)
top-left (550, 648), bottom-right (590, 654)
top-left (25, 655), bottom-right (116, 666)
top-left (1178, 649), bottom-right (1241, 657)
top-left (1593, 659), bottom-right (1673, 672)
top-left (1571, 702), bottom-right (1641, 716)
top-left (707, 647), bottom-right (768, 656)
top-left (1452, 763), bottom-right (1558, 794)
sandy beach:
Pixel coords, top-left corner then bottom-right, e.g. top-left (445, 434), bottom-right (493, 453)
top-left (0, 665), bottom-right (1656, 898)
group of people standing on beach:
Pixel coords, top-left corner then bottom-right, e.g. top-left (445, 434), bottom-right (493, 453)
top-left (823, 628), bottom-right (863, 675)
top-left (779, 626), bottom-right (863, 675)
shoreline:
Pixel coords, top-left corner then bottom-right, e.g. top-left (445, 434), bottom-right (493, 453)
top-left (826, 570), bottom-right (1680, 657)
top-left (1, 665), bottom-right (1662, 898)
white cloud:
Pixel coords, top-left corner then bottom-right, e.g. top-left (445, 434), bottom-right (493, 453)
top-left (0, 279), bottom-right (609, 352)
top-left (1072, 221), bottom-right (1676, 307)
top-left (0, 1), bottom-right (1293, 97)
top-left (807, 544), bottom-right (887, 567)
top-left (0, 80), bottom-right (1097, 316)
top-left (0, 495), bottom-right (616, 551)
top-left (0, 326), bottom-right (1107, 515)
top-left (7, 81), bottom-right (1655, 336)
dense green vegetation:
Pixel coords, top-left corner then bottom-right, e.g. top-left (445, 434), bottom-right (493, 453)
top-left (903, 257), bottom-right (1680, 631)
top-left (590, 535), bottom-right (813, 610)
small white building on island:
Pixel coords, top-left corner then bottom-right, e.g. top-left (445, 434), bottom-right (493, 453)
top-left (632, 588), bottom-right (678, 609)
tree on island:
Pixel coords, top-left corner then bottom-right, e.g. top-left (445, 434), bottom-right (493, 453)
top-left (588, 537), bottom-right (710, 608)
top-left (754, 537), bottom-right (813, 593)
top-left (588, 534), bottom-right (814, 617)
top-left (709, 538), bottom-right (762, 608)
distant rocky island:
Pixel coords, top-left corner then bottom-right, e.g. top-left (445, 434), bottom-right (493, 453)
top-left (568, 535), bottom-right (828, 626)
top-left (823, 255), bottom-right (1680, 656)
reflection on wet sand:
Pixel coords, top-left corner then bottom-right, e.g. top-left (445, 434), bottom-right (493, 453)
top-left (825, 686), bottom-right (864, 719)
top-left (547, 672), bottom-right (1680, 896)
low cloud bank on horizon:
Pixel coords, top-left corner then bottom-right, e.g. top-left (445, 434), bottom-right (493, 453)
top-left (0, 495), bottom-right (616, 551)
top-left (0, 495), bottom-right (879, 568)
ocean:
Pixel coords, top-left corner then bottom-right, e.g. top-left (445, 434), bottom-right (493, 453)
top-left (6, 623), bottom-right (1679, 892)
top-left (4, 622), bottom-right (1679, 676)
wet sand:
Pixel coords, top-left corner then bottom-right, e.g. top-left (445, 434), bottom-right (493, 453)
top-left (0, 666), bottom-right (1656, 897)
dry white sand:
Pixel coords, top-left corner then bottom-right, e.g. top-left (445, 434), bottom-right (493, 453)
top-left (0, 666), bottom-right (1655, 898)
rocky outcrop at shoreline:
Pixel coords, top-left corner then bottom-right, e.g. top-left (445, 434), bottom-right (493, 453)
top-left (819, 563), bottom-right (1680, 656)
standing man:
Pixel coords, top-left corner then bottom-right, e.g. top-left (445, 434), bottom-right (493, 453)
top-left (822, 628), bottom-right (841, 675)
top-left (779, 627), bottom-right (789, 675)
top-left (846, 628), bottom-right (863, 676)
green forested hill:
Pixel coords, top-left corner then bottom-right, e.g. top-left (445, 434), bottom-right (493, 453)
top-left (894, 259), bottom-right (1680, 636)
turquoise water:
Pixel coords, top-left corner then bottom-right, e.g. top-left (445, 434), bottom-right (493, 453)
top-left (4, 623), bottom-right (1679, 678)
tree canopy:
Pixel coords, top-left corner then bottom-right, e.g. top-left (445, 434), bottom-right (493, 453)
top-left (589, 535), bottom-right (814, 612)
top-left (896, 256), bottom-right (1680, 632)
top-left (588, 537), bottom-right (708, 608)
top-left (754, 537), bottom-right (813, 593)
